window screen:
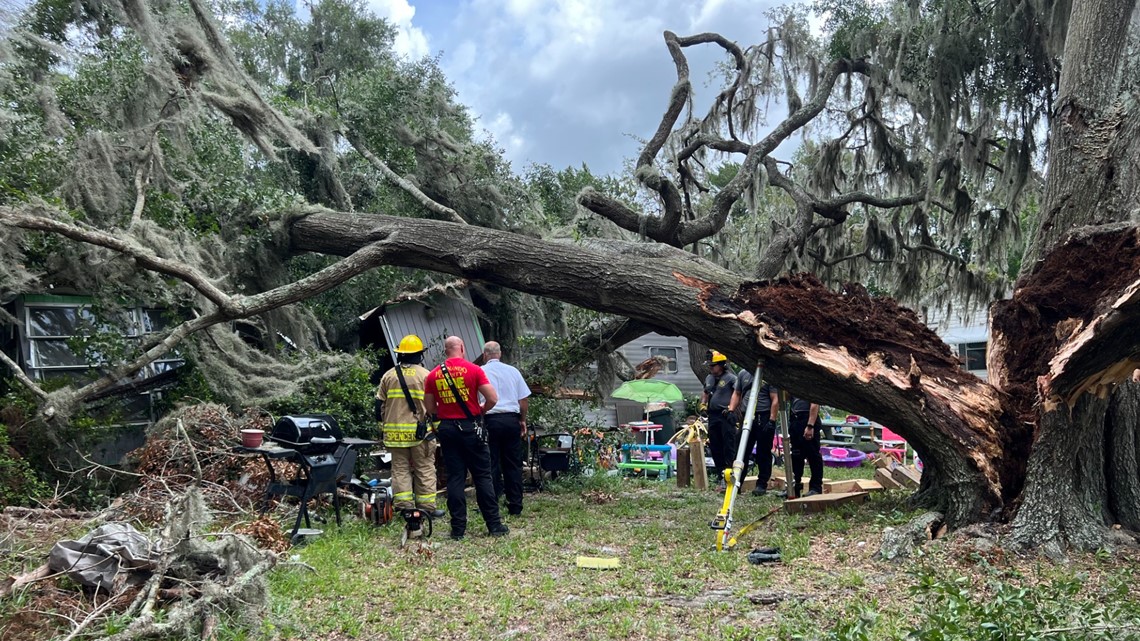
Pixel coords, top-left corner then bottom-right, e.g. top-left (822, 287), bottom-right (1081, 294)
top-left (648, 347), bottom-right (679, 374)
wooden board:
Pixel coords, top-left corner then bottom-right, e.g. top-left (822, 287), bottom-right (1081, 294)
top-left (768, 472), bottom-right (831, 490)
top-left (824, 479), bottom-right (884, 494)
top-left (893, 465), bottom-right (922, 489)
top-left (784, 491), bottom-right (869, 514)
top-left (874, 468), bottom-right (905, 490)
top-left (689, 439), bottom-right (708, 490)
top-left (740, 475), bottom-right (759, 494)
top-left (676, 446), bottom-right (691, 488)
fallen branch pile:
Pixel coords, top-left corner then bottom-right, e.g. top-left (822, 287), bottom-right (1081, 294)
top-left (1, 404), bottom-right (296, 640)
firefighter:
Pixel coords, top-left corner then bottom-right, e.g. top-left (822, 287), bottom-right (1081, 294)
top-left (789, 397), bottom-right (824, 497)
top-left (376, 334), bottom-right (444, 520)
top-left (700, 350), bottom-right (738, 490)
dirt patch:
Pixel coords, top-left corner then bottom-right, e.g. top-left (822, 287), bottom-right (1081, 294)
top-left (727, 274), bottom-right (967, 380)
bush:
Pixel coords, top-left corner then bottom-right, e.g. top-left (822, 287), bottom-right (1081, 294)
top-left (0, 421), bottom-right (49, 507)
top-left (264, 351), bottom-right (380, 439)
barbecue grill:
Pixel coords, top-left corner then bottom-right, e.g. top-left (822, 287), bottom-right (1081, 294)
top-left (236, 414), bottom-right (376, 543)
top-left (268, 414), bottom-right (343, 454)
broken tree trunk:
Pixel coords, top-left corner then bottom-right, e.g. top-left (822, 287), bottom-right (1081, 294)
top-left (996, 0), bottom-right (1140, 552)
top-left (289, 209), bottom-right (1015, 525)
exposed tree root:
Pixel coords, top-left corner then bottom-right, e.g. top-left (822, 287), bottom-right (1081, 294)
top-left (879, 512), bottom-right (946, 561)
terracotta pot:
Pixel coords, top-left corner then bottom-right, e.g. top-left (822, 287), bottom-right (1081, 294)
top-left (241, 429), bottom-right (264, 448)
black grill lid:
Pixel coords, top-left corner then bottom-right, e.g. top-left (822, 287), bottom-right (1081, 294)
top-left (270, 414), bottom-right (343, 448)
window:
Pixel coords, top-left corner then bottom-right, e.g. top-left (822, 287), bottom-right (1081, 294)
top-left (17, 300), bottom-right (184, 425)
top-left (958, 342), bottom-right (987, 372)
top-left (648, 346), bottom-right (679, 374)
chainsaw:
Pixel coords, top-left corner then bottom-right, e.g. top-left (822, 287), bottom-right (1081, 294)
top-left (400, 508), bottom-right (434, 547)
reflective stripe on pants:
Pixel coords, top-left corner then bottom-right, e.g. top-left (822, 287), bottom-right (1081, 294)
top-left (390, 440), bottom-right (438, 510)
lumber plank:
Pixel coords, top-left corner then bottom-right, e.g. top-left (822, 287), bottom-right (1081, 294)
top-left (824, 479), bottom-right (884, 494)
top-left (689, 440), bottom-right (708, 490)
top-left (768, 472), bottom-right (831, 490)
top-left (893, 465), bottom-right (922, 489)
top-left (784, 491), bottom-right (869, 514)
top-left (874, 468), bottom-right (905, 490)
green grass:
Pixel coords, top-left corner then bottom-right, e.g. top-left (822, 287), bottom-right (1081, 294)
top-left (244, 470), bottom-right (1140, 641)
top-left (4, 462), bottom-right (1136, 640)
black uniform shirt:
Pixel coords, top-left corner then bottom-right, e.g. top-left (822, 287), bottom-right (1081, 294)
top-left (733, 370), bottom-right (778, 415)
top-left (704, 371), bottom-right (737, 410)
top-left (791, 397), bottom-right (812, 414)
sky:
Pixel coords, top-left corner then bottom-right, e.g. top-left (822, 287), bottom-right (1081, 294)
top-left (364, 0), bottom-right (782, 176)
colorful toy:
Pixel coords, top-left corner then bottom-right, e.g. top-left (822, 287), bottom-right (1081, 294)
top-left (617, 443), bottom-right (674, 479)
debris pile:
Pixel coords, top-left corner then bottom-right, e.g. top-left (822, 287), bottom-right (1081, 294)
top-left (125, 404), bottom-right (285, 522)
top-left (1, 404), bottom-right (293, 640)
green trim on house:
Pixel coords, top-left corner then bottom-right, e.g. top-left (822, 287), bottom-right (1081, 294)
top-left (21, 294), bottom-right (95, 305)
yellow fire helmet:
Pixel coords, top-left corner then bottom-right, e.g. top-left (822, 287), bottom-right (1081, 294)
top-left (394, 334), bottom-right (425, 354)
top-left (708, 350), bottom-right (728, 365)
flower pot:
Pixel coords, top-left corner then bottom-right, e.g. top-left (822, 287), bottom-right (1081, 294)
top-left (241, 429), bottom-right (264, 448)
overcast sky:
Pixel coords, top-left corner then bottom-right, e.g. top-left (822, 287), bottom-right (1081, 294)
top-left (365, 0), bottom-right (782, 176)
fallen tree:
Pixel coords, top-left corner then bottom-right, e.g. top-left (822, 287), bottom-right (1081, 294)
top-left (2, 0), bottom-right (1140, 553)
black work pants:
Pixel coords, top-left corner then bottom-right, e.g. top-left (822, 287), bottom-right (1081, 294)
top-left (789, 412), bottom-right (823, 495)
top-left (707, 410), bottom-right (736, 474)
top-left (740, 418), bottom-right (776, 489)
top-left (437, 420), bottom-right (503, 534)
top-left (485, 413), bottom-right (524, 515)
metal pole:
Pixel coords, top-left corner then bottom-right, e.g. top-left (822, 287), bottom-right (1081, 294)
top-left (378, 315), bottom-right (401, 370)
top-left (713, 362), bottom-right (764, 551)
top-left (778, 390), bottom-right (795, 499)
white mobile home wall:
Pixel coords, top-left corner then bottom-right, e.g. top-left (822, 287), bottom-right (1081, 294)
top-left (924, 305), bottom-right (990, 380)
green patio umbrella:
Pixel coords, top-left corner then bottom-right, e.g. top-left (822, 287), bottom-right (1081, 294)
top-left (610, 379), bottom-right (684, 404)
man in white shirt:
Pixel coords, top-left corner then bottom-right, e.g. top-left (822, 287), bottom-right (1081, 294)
top-left (481, 341), bottom-right (531, 516)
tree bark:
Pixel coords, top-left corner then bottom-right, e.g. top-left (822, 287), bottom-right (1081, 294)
top-left (1000, 0), bottom-right (1140, 551)
top-left (1107, 380), bottom-right (1140, 531)
top-left (289, 208), bottom-right (1012, 525)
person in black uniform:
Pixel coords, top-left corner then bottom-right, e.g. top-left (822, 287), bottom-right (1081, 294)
top-left (789, 397), bottom-right (824, 497)
top-left (700, 351), bottom-right (737, 489)
top-left (729, 370), bottom-right (779, 496)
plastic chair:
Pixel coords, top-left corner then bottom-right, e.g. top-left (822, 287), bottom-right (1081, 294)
top-left (874, 426), bottom-right (908, 464)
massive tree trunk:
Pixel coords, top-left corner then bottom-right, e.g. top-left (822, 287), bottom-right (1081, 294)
top-left (290, 209), bottom-right (1017, 525)
top-left (997, 0), bottom-right (1140, 552)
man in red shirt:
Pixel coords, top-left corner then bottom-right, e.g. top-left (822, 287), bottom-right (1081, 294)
top-left (424, 336), bottom-right (509, 540)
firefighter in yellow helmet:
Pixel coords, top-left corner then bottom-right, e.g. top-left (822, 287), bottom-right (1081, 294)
top-left (699, 350), bottom-right (737, 490)
top-left (376, 334), bottom-right (443, 519)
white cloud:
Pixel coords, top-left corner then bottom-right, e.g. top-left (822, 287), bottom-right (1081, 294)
top-left (368, 0), bottom-right (430, 59)
top-left (485, 111), bottom-right (529, 160)
top-left (436, 0), bottom-right (780, 172)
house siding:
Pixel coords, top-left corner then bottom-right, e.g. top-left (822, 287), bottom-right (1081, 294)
top-left (582, 333), bottom-right (704, 428)
top-left (924, 305), bottom-right (990, 380)
top-left (379, 292), bottom-right (484, 368)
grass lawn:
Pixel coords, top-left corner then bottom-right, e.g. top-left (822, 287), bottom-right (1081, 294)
top-left (253, 466), bottom-right (1140, 641)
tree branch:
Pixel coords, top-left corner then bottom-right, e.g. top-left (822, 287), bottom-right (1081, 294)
top-left (0, 207), bottom-right (238, 314)
top-left (632, 31), bottom-right (692, 242)
top-left (677, 58), bottom-right (875, 246)
top-left (343, 131), bottom-right (467, 225)
top-left (0, 349), bottom-right (48, 402)
top-left (61, 312), bottom-right (226, 410)
top-left (814, 190), bottom-right (926, 217)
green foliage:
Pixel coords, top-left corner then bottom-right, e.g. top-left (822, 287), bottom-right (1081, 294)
top-left (683, 393), bottom-right (702, 419)
top-left (814, 0), bottom-right (885, 61)
top-left (526, 397), bottom-right (604, 434)
top-left (901, 564), bottom-right (1140, 641)
top-left (264, 351), bottom-right (381, 439)
top-left (0, 413), bottom-right (50, 507)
